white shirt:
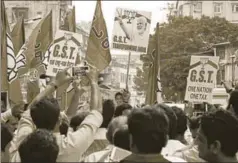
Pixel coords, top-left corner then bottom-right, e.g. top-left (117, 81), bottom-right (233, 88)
top-left (1, 109), bottom-right (12, 123)
top-left (164, 156), bottom-right (187, 162)
top-left (162, 139), bottom-right (187, 157)
top-left (173, 145), bottom-right (206, 162)
top-left (94, 128), bottom-right (107, 140)
top-left (84, 144), bottom-right (114, 162)
top-left (9, 109), bottom-right (103, 162)
top-left (82, 128), bottom-right (109, 159)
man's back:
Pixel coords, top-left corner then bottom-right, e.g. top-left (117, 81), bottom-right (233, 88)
top-left (120, 153), bottom-right (171, 163)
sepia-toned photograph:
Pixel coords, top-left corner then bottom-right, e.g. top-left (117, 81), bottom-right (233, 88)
top-left (1, 1), bottom-right (238, 163)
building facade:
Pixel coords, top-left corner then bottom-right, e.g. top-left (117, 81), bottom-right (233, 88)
top-left (177, 1), bottom-right (238, 24)
top-left (5, 1), bottom-right (72, 38)
top-left (110, 54), bottom-right (145, 106)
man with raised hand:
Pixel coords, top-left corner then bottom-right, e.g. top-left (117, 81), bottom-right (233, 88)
top-left (9, 65), bottom-right (103, 162)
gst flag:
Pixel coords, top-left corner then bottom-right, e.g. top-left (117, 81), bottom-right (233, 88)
top-left (17, 11), bottom-right (53, 76)
top-left (1, 1), bottom-right (24, 106)
top-left (11, 16), bottom-right (25, 55)
top-left (86, 0), bottom-right (111, 71)
top-left (185, 56), bottom-right (220, 103)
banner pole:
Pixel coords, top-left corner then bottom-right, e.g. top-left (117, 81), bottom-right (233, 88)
top-left (156, 23), bottom-right (162, 103)
top-left (126, 51), bottom-right (131, 90)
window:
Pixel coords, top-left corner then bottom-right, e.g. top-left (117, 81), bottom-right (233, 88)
top-left (12, 7), bottom-right (29, 20)
top-left (194, 2), bottom-right (202, 13)
top-left (232, 4), bottom-right (238, 13)
top-left (216, 46), bottom-right (225, 60)
top-left (217, 66), bottom-right (225, 85)
top-left (214, 3), bottom-right (222, 14)
top-left (179, 5), bottom-right (183, 16)
top-left (120, 73), bottom-right (124, 83)
top-left (128, 75), bottom-right (131, 85)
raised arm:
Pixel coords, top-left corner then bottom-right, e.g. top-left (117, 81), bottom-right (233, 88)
top-left (56, 66), bottom-right (103, 161)
top-left (28, 68), bottom-right (73, 109)
top-left (116, 9), bottom-right (131, 41)
top-left (66, 81), bottom-right (85, 118)
top-left (87, 66), bottom-right (102, 113)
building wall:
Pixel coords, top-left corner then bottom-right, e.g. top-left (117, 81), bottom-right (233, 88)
top-left (5, 1), bottom-right (72, 39)
top-left (178, 1), bottom-right (238, 24)
top-left (110, 54), bottom-right (143, 106)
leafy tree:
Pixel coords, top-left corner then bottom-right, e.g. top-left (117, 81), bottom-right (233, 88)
top-left (134, 15), bottom-right (238, 101)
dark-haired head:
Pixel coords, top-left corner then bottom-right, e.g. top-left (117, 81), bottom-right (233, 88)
top-left (128, 106), bottom-right (169, 154)
top-left (154, 103), bottom-right (177, 139)
top-left (171, 106), bottom-right (187, 143)
top-left (115, 92), bottom-right (123, 106)
top-left (101, 99), bottom-right (115, 128)
top-left (70, 111), bottom-right (89, 131)
top-left (106, 116), bottom-right (127, 144)
top-left (30, 98), bottom-right (60, 130)
top-left (19, 129), bottom-right (59, 163)
top-left (188, 116), bottom-right (201, 139)
top-left (114, 103), bottom-right (132, 117)
top-left (24, 104), bottom-right (29, 111)
top-left (113, 125), bottom-right (130, 151)
top-left (228, 90), bottom-right (238, 117)
top-left (197, 110), bottom-right (238, 162)
top-left (59, 120), bottom-right (69, 136)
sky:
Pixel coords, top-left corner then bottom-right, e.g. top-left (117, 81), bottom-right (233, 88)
top-left (72, 1), bottom-right (172, 55)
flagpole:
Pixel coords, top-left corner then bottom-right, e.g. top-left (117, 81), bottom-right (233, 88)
top-left (126, 51), bottom-right (131, 90)
top-left (156, 23), bottom-right (162, 103)
top-left (64, 90), bottom-right (67, 111)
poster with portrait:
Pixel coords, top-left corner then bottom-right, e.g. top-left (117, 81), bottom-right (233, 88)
top-left (111, 8), bottom-right (152, 53)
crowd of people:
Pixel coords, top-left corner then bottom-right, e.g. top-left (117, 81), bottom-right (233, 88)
top-left (1, 66), bottom-right (238, 163)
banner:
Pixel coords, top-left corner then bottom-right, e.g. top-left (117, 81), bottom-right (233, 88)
top-left (46, 30), bottom-right (83, 77)
top-left (112, 8), bottom-right (151, 53)
top-left (145, 35), bottom-right (159, 105)
top-left (17, 11), bottom-right (53, 76)
top-left (185, 56), bottom-right (220, 103)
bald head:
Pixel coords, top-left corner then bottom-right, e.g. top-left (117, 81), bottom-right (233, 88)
top-left (106, 116), bottom-right (127, 144)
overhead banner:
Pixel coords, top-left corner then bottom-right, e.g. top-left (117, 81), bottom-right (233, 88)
top-left (46, 30), bottom-right (83, 77)
top-left (185, 56), bottom-right (219, 103)
top-left (111, 8), bottom-right (151, 53)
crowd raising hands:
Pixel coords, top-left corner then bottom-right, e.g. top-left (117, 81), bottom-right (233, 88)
top-left (1, 65), bottom-right (238, 163)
